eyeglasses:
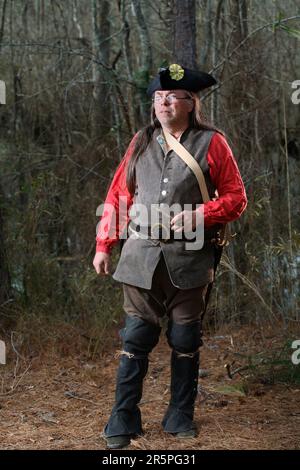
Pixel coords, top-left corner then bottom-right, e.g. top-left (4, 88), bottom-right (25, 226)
top-left (152, 94), bottom-right (193, 104)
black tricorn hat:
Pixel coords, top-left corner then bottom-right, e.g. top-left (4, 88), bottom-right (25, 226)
top-left (147, 64), bottom-right (217, 97)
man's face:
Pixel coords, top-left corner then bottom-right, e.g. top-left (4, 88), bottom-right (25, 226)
top-left (153, 89), bottom-right (194, 127)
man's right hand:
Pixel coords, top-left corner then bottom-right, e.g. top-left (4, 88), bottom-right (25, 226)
top-left (93, 252), bottom-right (111, 275)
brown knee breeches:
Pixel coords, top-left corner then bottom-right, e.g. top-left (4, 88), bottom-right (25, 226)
top-left (122, 255), bottom-right (209, 328)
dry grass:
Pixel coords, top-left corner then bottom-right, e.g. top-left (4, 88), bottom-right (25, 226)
top-left (0, 322), bottom-right (299, 450)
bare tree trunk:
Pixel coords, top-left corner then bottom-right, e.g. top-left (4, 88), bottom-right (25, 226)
top-left (131, 0), bottom-right (152, 124)
top-left (0, 192), bottom-right (11, 306)
top-left (0, 72), bottom-right (10, 304)
top-left (0, 0), bottom-right (7, 46)
top-left (211, 0), bottom-right (225, 123)
top-left (173, 0), bottom-right (197, 68)
top-left (200, 0), bottom-right (213, 68)
top-left (72, 0), bottom-right (83, 41)
top-left (120, 2), bottom-right (133, 78)
top-left (237, 0), bottom-right (249, 38)
top-left (131, 0), bottom-right (152, 72)
top-left (120, 0), bottom-right (135, 130)
top-left (91, 0), bottom-right (111, 136)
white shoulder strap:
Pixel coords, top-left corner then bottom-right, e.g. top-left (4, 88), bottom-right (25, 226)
top-left (163, 129), bottom-right (211, 203)
top-left (163, 129), bottom-right (232, 247)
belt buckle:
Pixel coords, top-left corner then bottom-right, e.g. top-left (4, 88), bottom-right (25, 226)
top-left (151, 223), bottom-right (170, 243)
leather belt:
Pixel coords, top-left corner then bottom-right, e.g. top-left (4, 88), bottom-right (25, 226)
top-left (128, 222), bottom-right (172, 242)
top-left (128, 222), bottom-right (216, 244)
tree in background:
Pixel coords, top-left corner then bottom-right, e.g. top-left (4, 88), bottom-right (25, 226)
top-left (0, 0), bottom-right (299, 352)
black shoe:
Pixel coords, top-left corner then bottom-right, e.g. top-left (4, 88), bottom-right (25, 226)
top-left (105, 434), bottom-right (131, 449)
top-left (172, 422), bottom-right (198, 439)
top-left (174, 428), bottom-right (197, 439)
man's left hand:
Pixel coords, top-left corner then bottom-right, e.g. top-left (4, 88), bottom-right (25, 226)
top-left (170, 209), bottom-right (198, 233)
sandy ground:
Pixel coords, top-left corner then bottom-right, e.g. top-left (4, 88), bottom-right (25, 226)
top-left (0, 323), bottom-right (299, 450)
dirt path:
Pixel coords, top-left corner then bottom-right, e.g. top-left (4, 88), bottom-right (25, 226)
top-left (0, 325), bottom-right (299, 450)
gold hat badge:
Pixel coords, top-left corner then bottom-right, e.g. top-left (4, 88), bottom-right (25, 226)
top-left (169, 64), bottom-right (184, 81)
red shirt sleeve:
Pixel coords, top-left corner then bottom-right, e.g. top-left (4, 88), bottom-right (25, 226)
top-left (96, 131), bottom-right (247, 253)
top-left (95, 134), bottom-right (138, 254)
top-left (202, 132), bottom-right (248, 227)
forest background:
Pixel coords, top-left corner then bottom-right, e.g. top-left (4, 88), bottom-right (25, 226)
top-left (0, 0), bottom-right (299, 359)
